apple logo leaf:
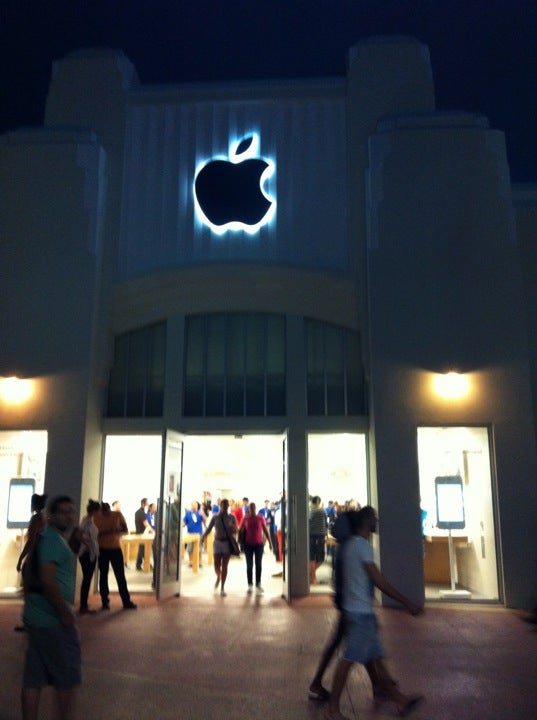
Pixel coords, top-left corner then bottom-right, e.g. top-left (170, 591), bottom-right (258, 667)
top-left (235, 136), bottom-right (254, 156)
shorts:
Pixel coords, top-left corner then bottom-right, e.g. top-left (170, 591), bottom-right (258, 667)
top-left (310, 534), bottom-right (326, 563)
top-left (23, 624), bottom-right (82, 690)
top-left (342, 612), bottom-right (383, 664)
top-left (213, 538), bottom-right (231, 556)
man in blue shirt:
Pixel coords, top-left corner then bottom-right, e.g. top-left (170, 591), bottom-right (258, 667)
top-left (258, 499), bottom-right (273, 548)
top-left (183, 501), bottom-right (205, 568)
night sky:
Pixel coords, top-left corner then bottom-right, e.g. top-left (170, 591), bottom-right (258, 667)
top-left (1, 0), bottom-right (537, 181)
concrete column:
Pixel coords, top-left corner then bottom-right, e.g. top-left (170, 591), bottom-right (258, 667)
top-left (367, 112), bottom-right (537, 608)
top-left (286, 315), bottom-right (309, 597)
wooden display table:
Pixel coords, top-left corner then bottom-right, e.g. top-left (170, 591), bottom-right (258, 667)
top-left (205, 532), bottom-right (213, 565)
top-left (120, 533), bottom-right (154, 573)
top-left (423, 534), bottom-right (468, 583)
top-left (181, 533), bottom-right (201, 573)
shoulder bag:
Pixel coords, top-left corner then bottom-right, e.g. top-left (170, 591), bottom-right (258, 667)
top-left (221, 515), bottom-right (241, 557)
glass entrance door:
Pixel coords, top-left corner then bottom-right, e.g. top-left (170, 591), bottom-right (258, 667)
top-left (156, 430), bottom-right (184, 600)
top-left (101, 432), bottom-right (183, 600)
top-left (307, 432), bottom-right (368, 594)
top-left (281, 432), bottom-right (290, 601)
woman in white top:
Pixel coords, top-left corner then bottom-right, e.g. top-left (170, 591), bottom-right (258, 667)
top-left (78, 499), bottom-right (100, 614)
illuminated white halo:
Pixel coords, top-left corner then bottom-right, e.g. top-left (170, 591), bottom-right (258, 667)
top-left (193, 132), bottom-right (276, 235)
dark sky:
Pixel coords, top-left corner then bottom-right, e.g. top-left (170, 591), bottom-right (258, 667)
top-left (2, 0), bottom-right (537, 181)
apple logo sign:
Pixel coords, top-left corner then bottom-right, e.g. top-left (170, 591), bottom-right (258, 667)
top-left (194, 133), bottom-right (276, 235)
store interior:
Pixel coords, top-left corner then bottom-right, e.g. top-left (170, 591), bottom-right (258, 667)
top-left (0, 426), bottom-right (500, 603)
top-left (101, 432), bottom-right (368, 599)
top-left (417, 426), bottom-right (499, 602)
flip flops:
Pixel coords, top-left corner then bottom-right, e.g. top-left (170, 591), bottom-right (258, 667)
top-left (308, 686), bottom-right (330, 701)
top-left (398, 694), bottom-right (424, 717)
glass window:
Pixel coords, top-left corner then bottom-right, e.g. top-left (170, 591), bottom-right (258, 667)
top-left (106, 322), bottom-right (166, 418)
top-left (306, 319), bottom-right (365, 416)
top-left (184, 313), bottom-right (286, 417)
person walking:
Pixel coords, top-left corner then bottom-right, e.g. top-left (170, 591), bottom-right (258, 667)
top-left (240, 502), bottom-right (272, 594)
top-left (93, 502), bottom-right (137, 611)
top-left (309, 509), bottom-right (356, 701)
top-left (20, 495), bottom-right (81, 720)
top-left (324, 506), bottom-right (423, 720)
top-left (77, 499), bottom-right (100, 614)
top-left (15, 493), bottom-right (48, 632)
top-left (16, 493), bottom-right (48, 575)
top-left (202, 498), bottom-right (237, 597)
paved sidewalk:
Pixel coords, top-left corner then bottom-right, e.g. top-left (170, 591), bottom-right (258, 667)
top-left (1, 595), bottom-right (536, 720)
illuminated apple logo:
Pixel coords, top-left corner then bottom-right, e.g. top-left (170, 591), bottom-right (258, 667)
top-left (194, 133), bottom-right (276, 234)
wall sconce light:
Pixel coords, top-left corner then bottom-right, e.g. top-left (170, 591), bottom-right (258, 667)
top-left (0, 376), bottom-right (34, 404)
top-left (433, 371), bottom-right (469, 400)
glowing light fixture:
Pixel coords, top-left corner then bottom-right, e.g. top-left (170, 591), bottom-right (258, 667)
top-left (433, 372), bottom-right (469, 400)
top-left (0, 376), bottom-right (33, 404)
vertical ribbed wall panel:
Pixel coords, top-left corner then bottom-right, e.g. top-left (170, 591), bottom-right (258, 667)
top-left (118, 94), bottom-right (347, 278)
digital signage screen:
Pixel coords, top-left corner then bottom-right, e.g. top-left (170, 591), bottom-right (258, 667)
top-left (435, 476), bottom-right (466, 530)
top-left (6, 478), bottom-right (35, 529)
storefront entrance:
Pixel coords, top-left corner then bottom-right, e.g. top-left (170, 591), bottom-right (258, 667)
top-left (307, 432), bottom-right (368, 594)
top-left (101, 431), bottom-right (368, 600)
top-left (101, 432), bottom-right (289, 599)
top-left (417, 426), bottom-right (500, 602)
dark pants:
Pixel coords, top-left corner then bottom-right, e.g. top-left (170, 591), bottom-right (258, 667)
top-left (78, 552), bottom-right (97, 609)
top-left (244, 543), bottom-right (264, 586)
top-left (98, 547), bottom-right (132, 607)
top-left (136, 535), bottom-right (145, 569)
top-left (270, 525), bottom-right (278, 559)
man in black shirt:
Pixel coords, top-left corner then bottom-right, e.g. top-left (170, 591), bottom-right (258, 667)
top-left (134, 498), bottom-right (149, 571)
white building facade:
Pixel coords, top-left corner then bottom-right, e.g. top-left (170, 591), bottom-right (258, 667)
top-left (1, 36), bottom-right (537, 608)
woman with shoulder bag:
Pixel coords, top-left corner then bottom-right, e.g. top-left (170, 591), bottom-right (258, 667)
top-left (202, 498), bottom-right (238, 597)
top-left (239, 502), bottom-right (272, 595)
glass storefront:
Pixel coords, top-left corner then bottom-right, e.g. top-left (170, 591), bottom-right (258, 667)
top-left (417, 426), bottom-right (499, 602)
top-left (100, 432), bottom-right (367, 599)
top-left (0, 430), bottom-right (47, 597)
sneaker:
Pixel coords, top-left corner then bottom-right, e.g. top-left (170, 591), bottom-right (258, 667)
top-left (255, 584), bottom-right (264, 594)
top-left (123, 601), bottom-right (137, 610)
top-left (220, 589), bottom-right (227, 597)
top-left (247, 585), bottom-right (253, 594)
top-left (79, 607), bottom-right (97, 615)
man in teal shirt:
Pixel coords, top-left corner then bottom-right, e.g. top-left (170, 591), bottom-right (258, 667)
top-left (21, 495), bottom-right (81, 720)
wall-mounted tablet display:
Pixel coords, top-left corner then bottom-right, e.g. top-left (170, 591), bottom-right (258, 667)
top-left (435, 475), bottom-right (465, 530)
top-left (6, 478), bottom-right (35, 529)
